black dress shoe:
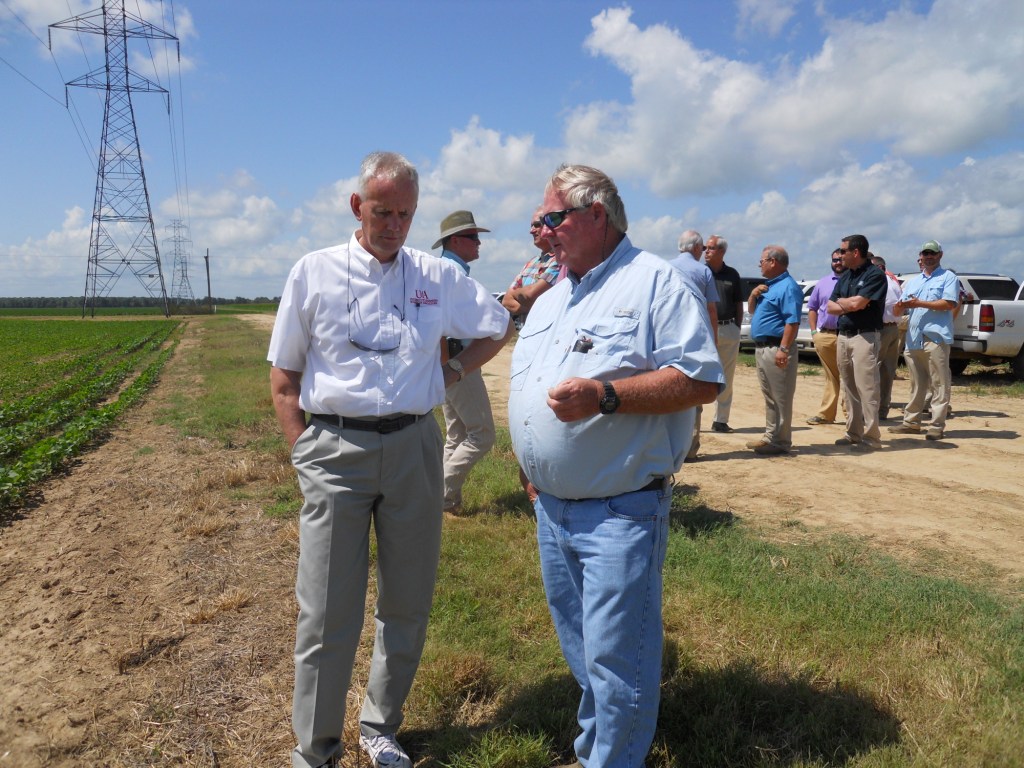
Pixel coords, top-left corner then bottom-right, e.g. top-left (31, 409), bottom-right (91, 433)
top-left (711, 421), bottom-right (733, 433)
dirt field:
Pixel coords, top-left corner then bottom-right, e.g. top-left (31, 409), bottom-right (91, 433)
top-left (1, 318), bottom-right (1021, 766)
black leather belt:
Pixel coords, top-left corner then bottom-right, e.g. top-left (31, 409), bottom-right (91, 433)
top-left (637, 477), bottom-right (668, 493)
top-left (311, 413), bottom-right (424, 434)
top-left (754, 336), bottom-right (783, 348)
top-left (717, 318), bottom-right (737, 326)
top-left (551, 476), bottom-right (669, 502)
top-left (818, 328), bottom-right (838, 334)
top-left (838, 328), bottom-right (879, 337)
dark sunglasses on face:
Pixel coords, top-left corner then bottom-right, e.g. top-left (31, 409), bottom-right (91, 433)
top-left (529, 219), bottom-right (543, 230)
top-left (542, 204), bottom-right (590, 229)
top-left (458, 232), bottom-right (480, 242)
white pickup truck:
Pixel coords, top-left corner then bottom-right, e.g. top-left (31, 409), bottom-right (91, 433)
top-left (949, 273), bottom-right (1024, 379)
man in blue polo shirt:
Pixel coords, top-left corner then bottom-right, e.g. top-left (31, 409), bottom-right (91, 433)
top-left (746, 245), bottom-right (803, 455)
top-left (509, 163), bottom-right (723, 768)
top-left (889, 239), bottom-right (959, 440)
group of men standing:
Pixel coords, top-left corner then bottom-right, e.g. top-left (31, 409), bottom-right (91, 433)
top-left (267, 148), bottom-right (962, 768)
top-left (269, 152), bottom-right (724, 768)
top-left (746, 235), bottom-right (959, 456)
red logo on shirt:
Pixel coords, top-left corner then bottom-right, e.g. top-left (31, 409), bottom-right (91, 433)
top-left (411, 289), bottom-right (438, 306)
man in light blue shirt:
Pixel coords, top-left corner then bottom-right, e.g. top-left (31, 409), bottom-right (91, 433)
top-left (746, 245), bottom-right (803, 454)
top-left (509, 164), bottom-right (723, 768)
top-left (668, 229), bottom-right (720, 461)
top-left (890, 239), bottom-right (959, 440)
top-left (433, 210), bottom-right (496, 512)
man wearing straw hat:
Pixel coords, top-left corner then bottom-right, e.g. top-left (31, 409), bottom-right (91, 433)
top-left (433, 210), bottom-right (497, 514)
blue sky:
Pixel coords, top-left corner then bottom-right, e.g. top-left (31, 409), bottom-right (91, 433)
top-left (2, 0), bottom-right (1022, 299)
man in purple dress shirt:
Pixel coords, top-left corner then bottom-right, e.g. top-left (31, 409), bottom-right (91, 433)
top-left (805, 249), bottom-right (845, 425)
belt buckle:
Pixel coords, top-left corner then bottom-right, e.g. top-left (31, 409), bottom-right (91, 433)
top-left (377, 417), bottom-right (403, 434)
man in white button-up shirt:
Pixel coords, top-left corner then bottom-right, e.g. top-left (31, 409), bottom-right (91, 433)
top-left (268, 152), bottom-right (511, 768)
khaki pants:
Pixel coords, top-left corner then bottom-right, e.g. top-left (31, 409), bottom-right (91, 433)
top-left (714, 322), bottom-right (741, 424)
top-left (837, 331), bottom-right (882, 445)
top-left (877, 323), bottom-right (901, 414)
top-left (811, 330), bottom-right (841, 421)
top-left (442, 369), bottom-right (495, 509)
top-left (904, 341), bottom-right (951, 434)
top-left (290, 416), bottom-right (444, 767)
top-left (755, 344), bottom-right (798, 449)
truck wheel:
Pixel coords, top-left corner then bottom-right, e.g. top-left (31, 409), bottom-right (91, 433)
top-left (1011, 350), bottom-right (1024, 381)
top-left (949, 358), bottom-right (969, 376)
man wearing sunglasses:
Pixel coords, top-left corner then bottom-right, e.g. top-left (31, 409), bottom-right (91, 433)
top-left (501, 205), bottom-right (564, 322)
top-left (805, 249), bottom-right (847, 425)
top-left (703, 235), bottom-right (744, 434)
top-left (509, 164), bottom-right (724, 768)
top-left (433, 210), bottom-right (497, 515)
top-left (269, 153), bottom-right (512, 768)
top-left (669, 229), bottom-right (719, 463)
top-left (827, 233), bottom-right (888, 451)
top-left (889, 240), bottom-right (959, 441)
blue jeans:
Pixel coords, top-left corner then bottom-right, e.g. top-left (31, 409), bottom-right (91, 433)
top-left (536, 487), bottom-right (670, 768)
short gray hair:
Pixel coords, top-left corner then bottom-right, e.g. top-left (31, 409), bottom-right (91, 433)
top-left (763, 245), bottom-right (789, 268)
top-left (678, 229), bottom-right (703, 255)
top-left (709, 235), bottom-right (728, 254)
top-left (358, 151), bottom-right (419, 197)
top-left (546, 164), bottom-right (628, 233)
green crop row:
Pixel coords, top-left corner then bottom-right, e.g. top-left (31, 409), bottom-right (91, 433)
top-left (0, 319), bottom-right (175, 402)
top-left (0, 320), bottom-right (180, 513)
top-left (0, 343), bottom-right (177, 511)
top-left (0, 323), bottom-right (176, 428)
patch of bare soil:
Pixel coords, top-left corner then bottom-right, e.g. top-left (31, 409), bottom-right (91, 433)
top-left (0, 318), bottom-right (299, 766)
top-left (1, 323), bottom-right (1021, 766)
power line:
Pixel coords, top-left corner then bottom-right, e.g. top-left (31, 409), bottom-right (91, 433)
top-left (50, 0), bottom-right (179, 317)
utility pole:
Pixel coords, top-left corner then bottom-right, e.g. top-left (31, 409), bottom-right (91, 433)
top-left (164, 219), bottom-right (195, 305)
top-left (204, 248), bottom-right (213, 312)
top-left (50, 0), bottom-right (178, 317)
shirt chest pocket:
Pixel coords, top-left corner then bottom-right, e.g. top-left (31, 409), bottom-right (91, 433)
top-left (567, 315), bottom-right (640, 377)
top-left (510, 320), bottom-right (552, 391)
top-left (406, 302), bottom-right (443, 350)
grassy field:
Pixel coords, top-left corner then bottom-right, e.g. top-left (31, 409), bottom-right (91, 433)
top-left (5, 316), bottom-right (1022, 765)
top-left (152, 318), bottom-right (1022, 767)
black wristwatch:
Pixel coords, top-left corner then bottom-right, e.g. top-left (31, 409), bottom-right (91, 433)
top-left (598, 382), bottom-right (620, 415)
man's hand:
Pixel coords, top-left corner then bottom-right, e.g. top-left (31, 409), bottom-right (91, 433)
top-left (547, 377), bottom-right (603, 422)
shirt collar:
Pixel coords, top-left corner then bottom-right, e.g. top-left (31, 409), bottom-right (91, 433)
top-left (441, 248), bottom-right (470, 274)
top-left (349, 230), bottom-right (405, 278)
top-left (567, 235), bottom-right (632, 292)
top-left (766, 269), bottom-right (791, 285)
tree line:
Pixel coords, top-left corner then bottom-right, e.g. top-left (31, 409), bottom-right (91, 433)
top-left (0, 296), bottom-right (278, 308)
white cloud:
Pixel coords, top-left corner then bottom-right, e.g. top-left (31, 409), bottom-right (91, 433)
top-left (0, 206), bottom-right (91, 293)
top-left (568, 1), bottom-right (1024, 195)
top-left (705, 150), bottom-right (1024, 279)
top-left (737, 0), bottom-right (799, 38)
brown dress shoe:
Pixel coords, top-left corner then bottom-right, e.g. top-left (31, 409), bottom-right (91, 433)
top-left (753, 443), bottom-right (789, 456)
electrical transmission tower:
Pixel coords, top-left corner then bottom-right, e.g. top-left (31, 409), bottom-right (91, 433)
top-left (164, 219), bottom-right (195, 303)
top-left (50, 0), bottom-right (179, 317)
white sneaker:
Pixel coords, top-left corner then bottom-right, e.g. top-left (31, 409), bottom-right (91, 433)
top-left (359, 733), bottom-right (411, 768)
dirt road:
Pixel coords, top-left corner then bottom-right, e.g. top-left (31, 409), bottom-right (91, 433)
top-left (481, 343), bottom-right (1024, 584)
top-left (1, 319), bottom-right (1021, 766)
